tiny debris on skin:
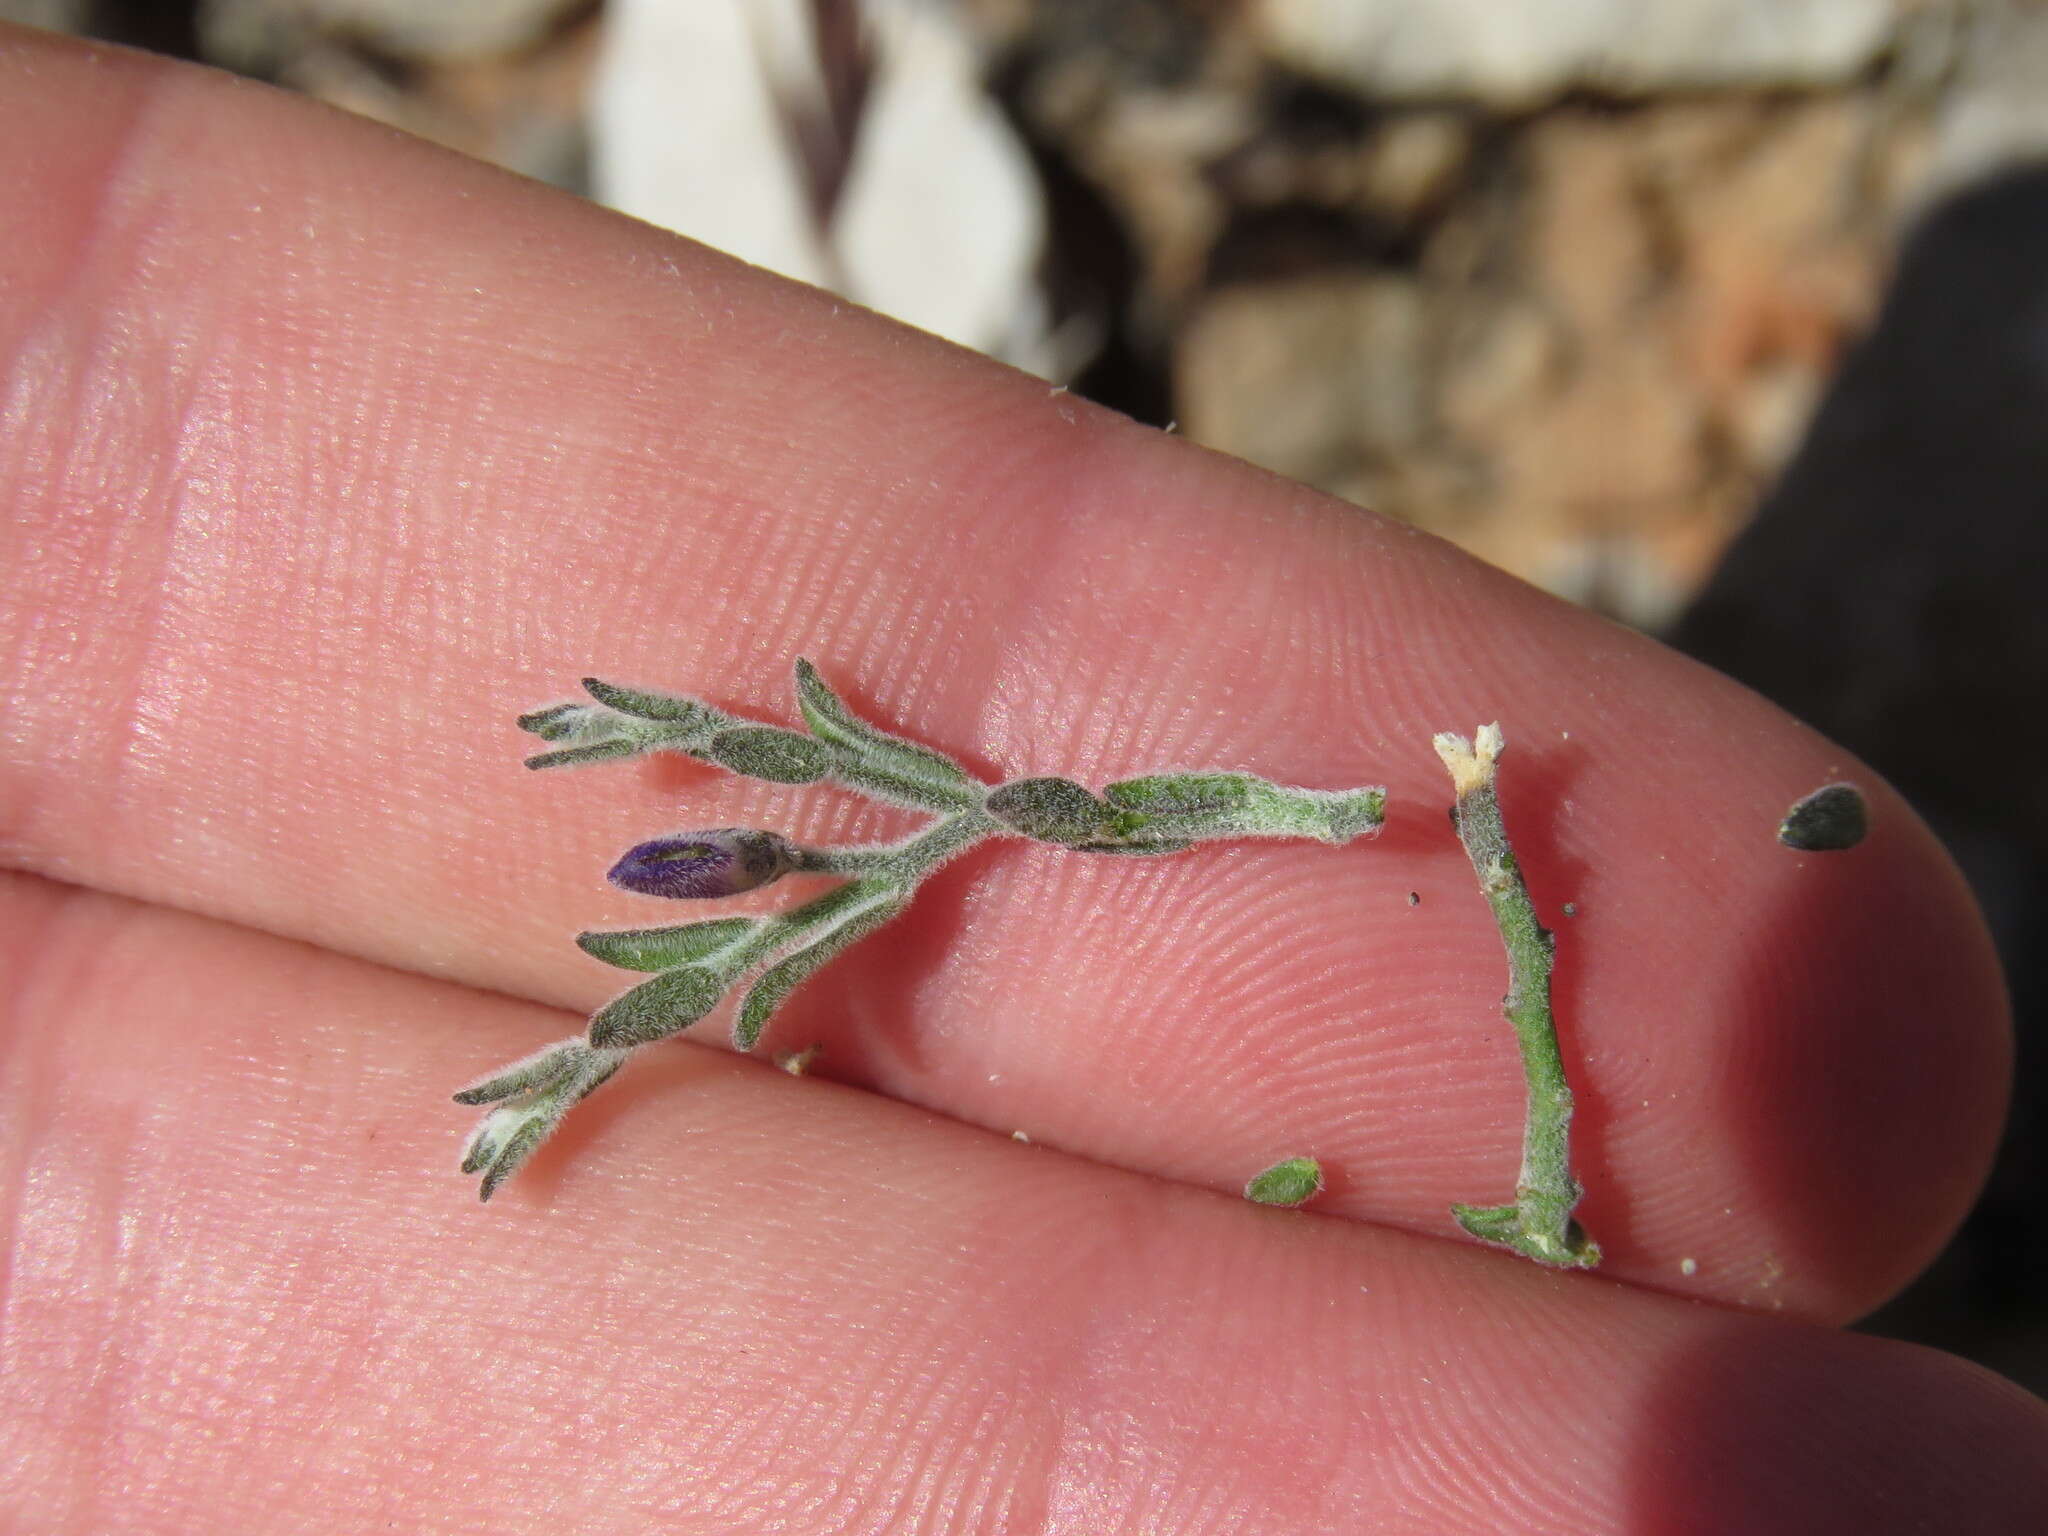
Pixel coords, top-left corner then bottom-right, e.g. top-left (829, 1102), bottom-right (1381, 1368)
top-left (1778, 783), bottom-right (1869, 852)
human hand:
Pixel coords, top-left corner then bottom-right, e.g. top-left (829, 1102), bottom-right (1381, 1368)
top-left (3, 25), bottom-right (2044, 1532)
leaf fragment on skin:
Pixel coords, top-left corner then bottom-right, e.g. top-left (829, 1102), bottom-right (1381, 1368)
top-left (1245, 1157), bottom-right (1324, 1207)
top-left (478, 1119), bottom-right (547, 1199)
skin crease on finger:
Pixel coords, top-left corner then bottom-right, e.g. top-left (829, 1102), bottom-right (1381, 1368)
top-left (1, 870), bottom-right (2046, 1536)
top-left (0, 17), bottom-right (2013, 1336)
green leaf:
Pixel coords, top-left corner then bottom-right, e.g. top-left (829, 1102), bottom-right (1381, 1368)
top-left (461, 1046), bottom-right (626, 1200)
top-left (733, 886), bottom-right (907, 1051)
top-left (459, 1123), bottom-right (500, 1175)
top-left (588, 965), bottom-right (727, 1048)
top-left (1104, 771), bottom-right (1256, 816)
top-left (1450, 1201), bottom-right (1522, 1244)
top-left (524, 739), bottom-right (641, 771)
top-left (985, 777), bottom-right (1111, 845)
top-left (518, 702), bottom-right (597, 740)
top-left (478, 1118), bottom-right (550, 1202)
top-left (792, 658), bottom-right (979, 809)
top-left (576, 918), bottom-right (758, 972)
top-left (1245, 1157), bottom-right (1323, 1207)
top-left (1107, 773), bottom-right (1384, 844)
top-left (707, 725), bottom-right (833, 784)
top-left (581, 678), bottom-right (722, 725)
top-left (1315, 787), bottom-right (1387, 843)
top-left (452, 1040), bottom-right (582, 1104)
top-left (1104, 772), bottom-right (1260, 840)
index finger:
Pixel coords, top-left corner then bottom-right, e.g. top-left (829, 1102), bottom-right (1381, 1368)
top-left (0, 26), bottom-right (2008, 1321)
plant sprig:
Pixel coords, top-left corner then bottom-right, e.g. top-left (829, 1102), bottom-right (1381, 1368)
top-left (456, 658), bottom-right (1387, 1199)
top-left (1435, 724), bottom-right (1600, 1268)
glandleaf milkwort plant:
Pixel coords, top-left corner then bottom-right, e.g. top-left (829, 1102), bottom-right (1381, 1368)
top-left (454, 659), bottom-right (1601, 1269)
top-left (455, 659), bottom-right (1386, 1200)
top-left (1435, 725), bottom-right (1600, 1268)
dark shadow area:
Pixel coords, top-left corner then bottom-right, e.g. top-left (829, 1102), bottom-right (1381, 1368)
top-left (1629, 1312), bottom-right (2048, 1532)
top-left (1202, 202), bottom-right (1415, 289)
top-left (1702, 789), bottom-right (2004, 1312)
top-left (1670, 163), bottom-right (2048, 1392)
top-left (986, 33), bottom-right (1176, 429)
top-left (65, 0), bottom-right (200, 60)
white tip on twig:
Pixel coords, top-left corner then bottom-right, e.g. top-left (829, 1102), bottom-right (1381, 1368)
top-left (1432, 722), bottom-right (1504, 799)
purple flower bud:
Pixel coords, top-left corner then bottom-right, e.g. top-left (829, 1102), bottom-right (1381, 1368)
top-left (607, 828), bottom-right (797, 900)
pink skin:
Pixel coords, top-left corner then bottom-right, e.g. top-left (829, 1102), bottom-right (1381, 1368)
top-left (1, 24), bottom-right (2042, 1533)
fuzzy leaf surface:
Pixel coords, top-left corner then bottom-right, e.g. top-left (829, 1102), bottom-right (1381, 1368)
top-left (588, 964), bottom-right (727, 1048)
top-left (523, 739), bottom-right (642, 771)
top-left (581, 678), bottom-right (724, 726)
top-left (708, 725), bottom-right (833, 783)
top-left (576, 918), bottom-right (759, 972)
top-left (733, 884), bottom-right (908, 1050)
top-left (985, 776), bottom-right (1111, 845)
top-left (792, 658), bottom-right (979, 809)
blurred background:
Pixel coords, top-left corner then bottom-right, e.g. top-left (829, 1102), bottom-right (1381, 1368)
top-left (17, 0), bottom-right (2044, 1391)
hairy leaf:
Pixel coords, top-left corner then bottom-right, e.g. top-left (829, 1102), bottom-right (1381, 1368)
top-left (581, 677), bottom-right (723, 725)
top-left (733, 886), bottom-right (907, 1051)
top-left (708, 725), bottom-right (833, 784)
top-left (524, 738), bottom-right (641, 771)
top-left (576, 918), bottom-right (759, 971)
top-left (985, 776), bottom-right (1111, 845)
top-left (588, 965), bottom-right (728, 1048)
top-left (792, 658), bottom-right (978, 809)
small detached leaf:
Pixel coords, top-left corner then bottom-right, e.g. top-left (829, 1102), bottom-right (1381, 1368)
top-left (577, 917), bottom-right (759, 972)
top-left (708, 725), bottom-right (833, 784)
top-left (1245, 1156), bottom-right (1324, 1207)
top-left (793, 658), bottom-right (979, 810)
top-left (985, 776), bottom-right (1113, 845)
top-left (588, 965), bottom-right (729, 1048)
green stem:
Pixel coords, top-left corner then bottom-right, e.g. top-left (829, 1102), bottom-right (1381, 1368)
top-left (746, 809), bottom-right (999, 967)
top-left (1436, 725), bottom-right (1600, 1269)
top-left (793, 806), bottom-right (998, 883)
